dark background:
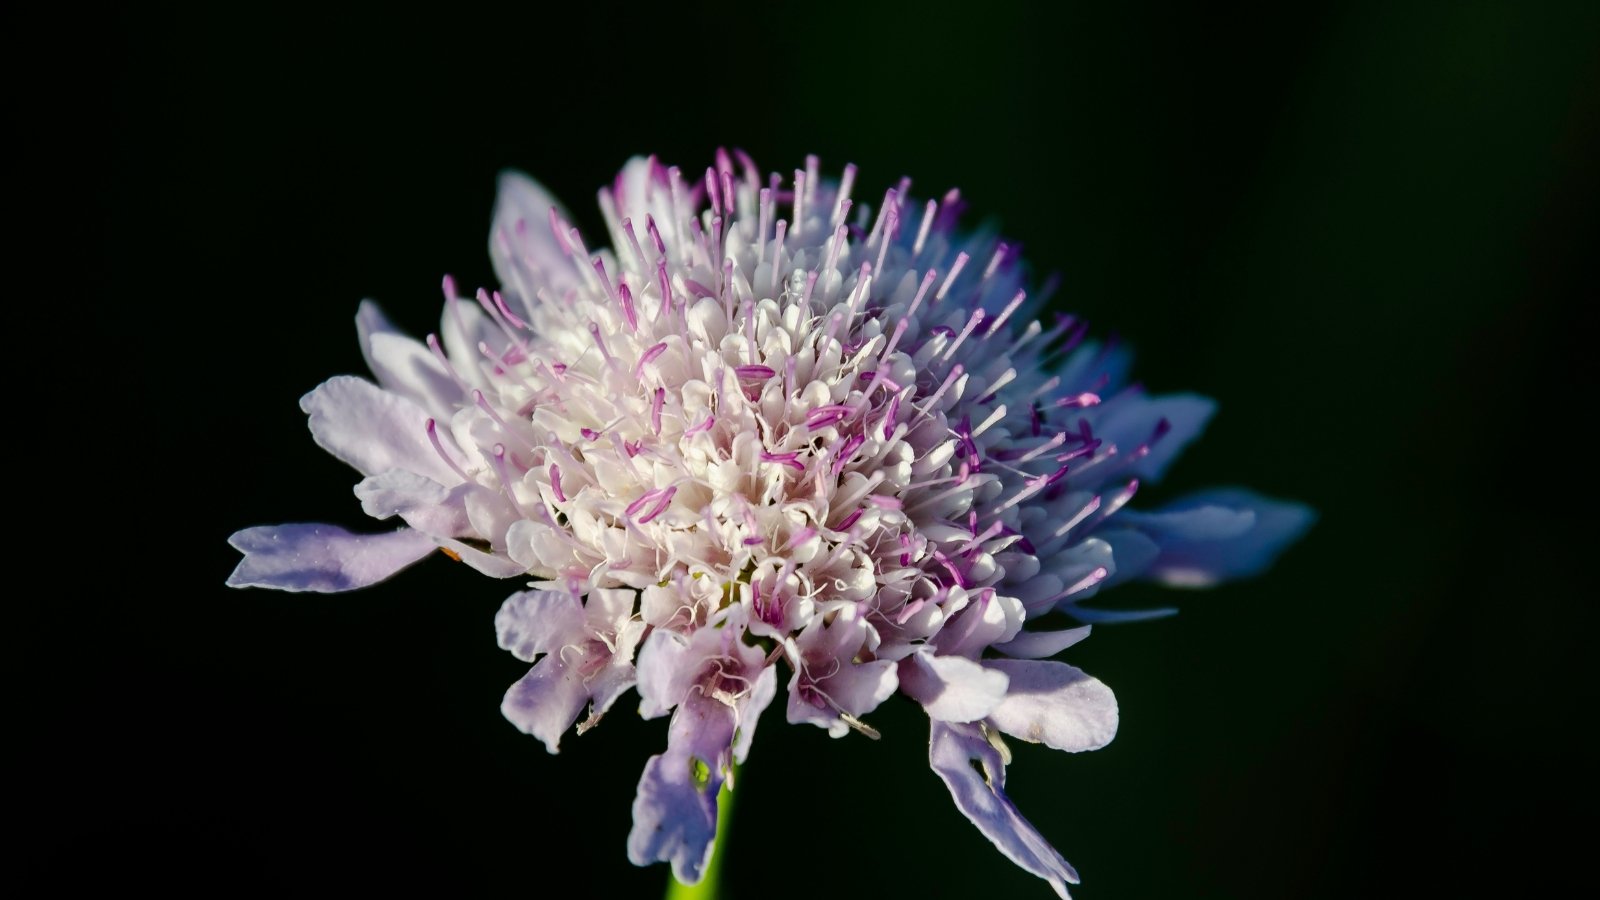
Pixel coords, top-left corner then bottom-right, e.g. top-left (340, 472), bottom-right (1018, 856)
top-left (35, 2), bottom-right (1595, 896)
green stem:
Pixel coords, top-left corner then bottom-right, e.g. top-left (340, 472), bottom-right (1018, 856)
top-left (664, 763), bottom-right (738, 900)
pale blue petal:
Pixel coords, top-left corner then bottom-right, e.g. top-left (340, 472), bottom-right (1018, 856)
top-left (1128, 487), bottom-right (1316, 588)
top-left (626, 694), bottom-right (736, 885)
top-left (993, 625), bottom-right (1092, 660)
top-left (501, 654), bottom-right (589, 754)
top-left (930, 721), bottom-right (1078, 899)
top-left (1094, 392), bottom-right (1215, 483)
top-left (1054, 339), bottom-right (1131, 397)
top-left (985, 660), bottom-right (1118, 752)
top-left (226, 524), bottom-right (436, 593)
top-left (1095, 527), bottom-right (1161, 587)
top-left (1063, 604), bottom-right (1179, 624)
top-left (1118, 502), bottom-right (1256, 541)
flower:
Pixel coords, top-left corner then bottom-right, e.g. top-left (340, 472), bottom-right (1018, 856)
top-left (228, 152), bottom-right (1312, 897)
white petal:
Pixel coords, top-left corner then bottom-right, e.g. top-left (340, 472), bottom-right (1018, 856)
top-left (494, 590), bottom-right (585, 662)
top-left (434, 537), bottom-right (525, 578)
top-left (354, 469), bottom-right (450, 520)
top-left (299, 376), bottom-right (455, 482)
top-left (898, 652), bottom-right (1010, 723)
top-left (368, 331), bottom-right (461, 420)
top-left (355, 299), bottom-right (461, 418)
top-left (489, 171), bottom-right (581, 309)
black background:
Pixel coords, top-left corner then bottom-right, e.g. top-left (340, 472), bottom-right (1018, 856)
top-left (34, 2), bottom-right (1597, 896)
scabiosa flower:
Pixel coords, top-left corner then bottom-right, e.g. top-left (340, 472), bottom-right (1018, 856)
top-left (228, 152), bottom-right (1311, 897)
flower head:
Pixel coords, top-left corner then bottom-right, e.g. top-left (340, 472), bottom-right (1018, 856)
top-left (229, 152), bottom-right (1311, 896)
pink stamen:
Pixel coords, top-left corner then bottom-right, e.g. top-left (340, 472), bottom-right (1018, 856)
top-left (656, 258), bottom-right (673, 319)
top-left (1055, 392), bottom-right (1102, 409)
top-left (622, 218), bottom-right (649, 271)
top-left (941, 308), bottom-right (986, 362)
top-left (783, 526), bottom-right (817, 550)
top-left (635, 341), bottom-right (668, 379)
top-left (628, 486), bottom-right (676, 524)
top-left (425, 419), bottom-right (469, 481)
top-left (882, 392), bottom-right (904, 439)
top-left (831, 433), bottom-right (866, 476)
top-left (894, 598), bottom-right (926, 625)
top-left (424, 334), bottom-right (470, 393)
top-left (934, 252), bottom-right (970, 302)
top-left (806, 405), bottom-right (852, 429)
top-left (489, 444), bottom-right (530, 518)
top-left (617, 281), bottom-right (638, 332)
top-left (985, 289), bottom-right (1026, 336)
top-left (760, 451), bottom-right (805, 472)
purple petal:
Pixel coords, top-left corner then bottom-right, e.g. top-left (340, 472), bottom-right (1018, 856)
top-left (929, 721), bottom-right (1079, 899)
top-left (226, 524), bottom-right (436, 593)
top-left (634, 628), bottom-right (692, 720)
top-left (1124, 487), bottom-right (1316, 587)
top-left (501, 654), bottom-right (589, 754)
top-left (300, 376), bottom-right (457, 482)
top-left (585, 654), bottom-right (642, 722)
top-left (494, 590), bottom-right (585, 662)
top-left (898, 652), bottom-right (1010, 723)
top-left (785, 610), bottom-right (898, 735)
top-left (985, 659), bottom-right (1119, 752)
top-left (627, 694), bottom-right (736, 885)
top-left (732, 665), bottom-right (778, 764)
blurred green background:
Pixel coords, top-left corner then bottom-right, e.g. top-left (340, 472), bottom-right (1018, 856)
top-left (47, 2), bottom-right (1596, 896)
